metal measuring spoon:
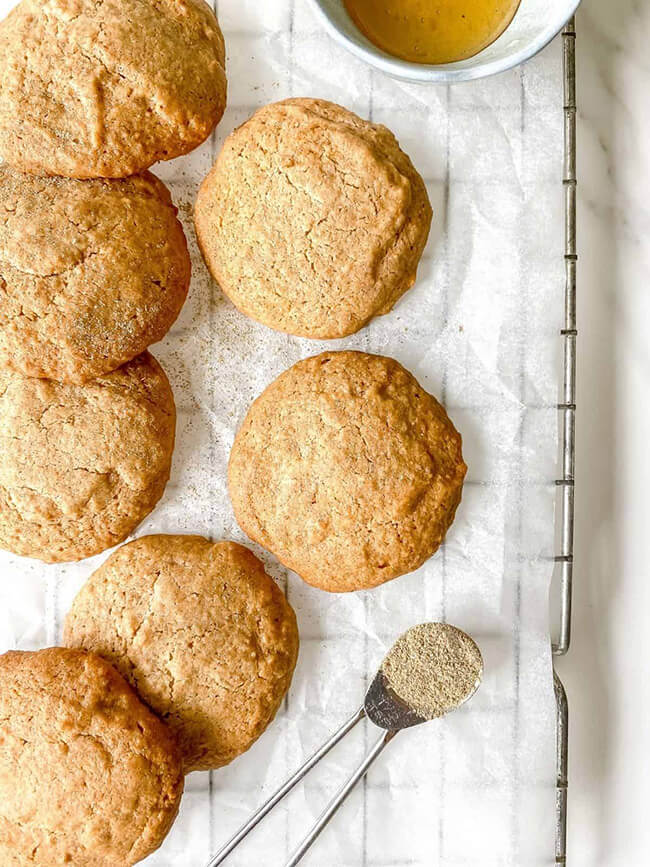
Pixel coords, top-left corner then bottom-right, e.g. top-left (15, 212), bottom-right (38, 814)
top-left (366, 621), bottom-right (484, 729)
top-left (207, 622), bottom-right (483, 867)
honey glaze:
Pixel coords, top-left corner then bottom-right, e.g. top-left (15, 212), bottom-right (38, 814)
top-left (343, 0), bottom-right (522, 64)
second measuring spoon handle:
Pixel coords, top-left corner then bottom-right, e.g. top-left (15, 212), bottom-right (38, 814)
top-left (206, 706), bottom-right (366, 867)
top-left (284, 728), bottom-right (398, 867)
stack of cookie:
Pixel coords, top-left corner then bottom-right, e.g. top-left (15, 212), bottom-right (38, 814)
top-left (0, 3), bottom-right (469, 866)
top-left (0, 0), bottom-right (227, 564)
top-left (0, 537), bottom-right (299, 864)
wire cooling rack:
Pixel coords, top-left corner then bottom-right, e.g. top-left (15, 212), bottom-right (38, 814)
top-left (553, 17), bottom-right (576, 866)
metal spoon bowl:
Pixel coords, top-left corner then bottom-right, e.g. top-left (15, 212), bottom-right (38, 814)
top-left (365, 664), bottom-right (482, 731)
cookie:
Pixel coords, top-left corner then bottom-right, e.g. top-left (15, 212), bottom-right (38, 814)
top-left (229, 351), bottom-right (466, 592)
top-left (0, 0), bottom-right (227, 178)
top-left (195, 98), bottom-right (432, 339)
top-left (0, 167), bottom-right (191, 384)
top-left (0, 352), bottom-right (175, 563)
top-left (64, 535), bottom-right (299, 771)
top-left (0, 647), bottom-right (184, 867)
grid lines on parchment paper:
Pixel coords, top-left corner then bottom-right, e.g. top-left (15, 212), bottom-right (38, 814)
top-left (209, 0), bottom-right (220, 855)
top-left (284, 5), bottom-right (296, 862)
top-left (437, 80), bottom-right (451, 865)
top-left (46, 552), bottom-right (59, 647)
top-left (510, 64), bottom-right (526, 863)
top-left (361, 68), bottom-right (376, 867)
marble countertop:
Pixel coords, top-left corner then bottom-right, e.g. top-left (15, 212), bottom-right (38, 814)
top-left (556, 1), bottom-right (650, 863)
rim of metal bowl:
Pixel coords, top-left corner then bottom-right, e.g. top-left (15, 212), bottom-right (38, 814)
top-left (308, 0), bottom-right (581, 83)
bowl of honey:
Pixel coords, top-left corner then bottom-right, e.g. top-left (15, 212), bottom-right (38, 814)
top-left (310, 0), bottom-right (580, 82)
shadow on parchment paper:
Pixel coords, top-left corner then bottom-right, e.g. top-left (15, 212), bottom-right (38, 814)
top-left (555, 1), bottom-right (637, 863)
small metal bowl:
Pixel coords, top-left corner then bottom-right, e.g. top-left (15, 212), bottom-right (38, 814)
top-left (309, 0), bottom-right (581, 83)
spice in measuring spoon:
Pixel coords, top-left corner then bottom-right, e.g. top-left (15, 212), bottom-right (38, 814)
top-left (343, 0), bottom-right (522, 65)
top-left (381, 622), bottom-right (483, 719)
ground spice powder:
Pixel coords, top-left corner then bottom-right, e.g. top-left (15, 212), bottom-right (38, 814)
top-left (381, 623), bottom-right (483, 720)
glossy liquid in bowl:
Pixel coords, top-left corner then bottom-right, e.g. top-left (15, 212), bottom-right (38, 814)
top-left (343, 0), bottom-right (522, 64)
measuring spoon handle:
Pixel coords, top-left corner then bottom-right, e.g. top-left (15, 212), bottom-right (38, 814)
top-left (206, 706), bottom-right (366, 867)
top-left (284, 728), bottom-right (398, 867)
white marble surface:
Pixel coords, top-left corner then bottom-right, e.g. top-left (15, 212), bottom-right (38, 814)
top-left (555, 2), bottom-right (650, 863)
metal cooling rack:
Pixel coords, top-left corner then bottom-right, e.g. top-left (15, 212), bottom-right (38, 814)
top-left (553, 17), bottom-right (576, 866)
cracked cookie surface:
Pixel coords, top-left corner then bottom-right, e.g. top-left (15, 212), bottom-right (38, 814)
top-left (228, 351), bottom-right (466, 592)
top-left (0, 167), bottom-right (191, 383)
top-left (0, 352), bottom-right (175, 562)
top-left (64, 534), bottom-right (299, 771)
top-left (0, 646), bottom-right (184, 866)
top-left (194, 98), bottom-right (432, 339)
top-left (0, 0), bottom-right (227, 178)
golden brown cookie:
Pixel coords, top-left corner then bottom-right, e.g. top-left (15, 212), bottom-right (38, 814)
top-left (0, 353), bottom-right (175, 563)
top-left (64, 535), bottom-right (299, 771)
top-left (0, 647), bottom-right (184, 867)
top-left (229, 351), bottom-right (466, 592)
top-left (0, 167), bottom-right (191, 383)
top-left (195, 98), bottom-right (432, 339)
top-left (0, 0), bottom-right (227, 178)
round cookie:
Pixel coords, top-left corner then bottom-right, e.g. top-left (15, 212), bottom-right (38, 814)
top-left (0, 647), bottom-right (184, 867)
top-left (0, 352), bottom-right (175, 563)
top-left (228, 351), bottom-right (466, 592)
top-left (0, 167), bottom-right (191, 384)
top-left (195, 98), bottom-right (432, 339)
top-left (64, 535), bottom-right (299, 771)
top-left (0, 0), bottom-right (227, 178)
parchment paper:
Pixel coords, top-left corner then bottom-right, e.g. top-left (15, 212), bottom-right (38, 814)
top-left (0, 1), bottom-right (564, 864)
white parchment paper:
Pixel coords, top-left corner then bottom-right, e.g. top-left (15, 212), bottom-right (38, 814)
top-left (0, 1), bottom-right (564, 864)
